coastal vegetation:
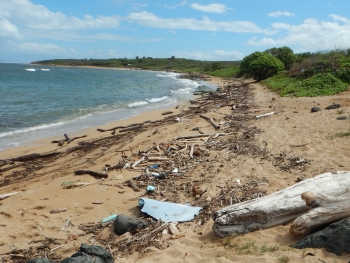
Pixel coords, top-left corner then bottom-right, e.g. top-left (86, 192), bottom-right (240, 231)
top-left (32, 46), bottom-right (350, 97)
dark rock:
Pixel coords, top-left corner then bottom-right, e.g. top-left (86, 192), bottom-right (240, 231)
top-left (27, 259), bottom-right (57, 263)
top-left (291, 217), bottom-right (350, 256)
top-left (114, 214), bottom-right (149, 235)
top-left (336, 116), bottom-right (350, 120)
top-left (325, 103), bottom-right (341, 110)
top-left (310, 107), bottom-right (321, 113)
top-left (61, 244), bottom-right (114, 263)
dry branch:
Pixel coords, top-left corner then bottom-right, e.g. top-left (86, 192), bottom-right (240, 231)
top-left (199, 114), bottom-right (220, 129)
top-left (74, 170), bottom-right (108, 179)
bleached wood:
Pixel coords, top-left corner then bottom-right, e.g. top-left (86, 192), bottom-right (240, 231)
top-left (213, 171), bottom-right (350, 237)
top-left (290, 192), bottom-right (350, 236)
top-left (256, 112), bottom-right (275, 119)
top-left (0, 191), bottom-right (21, 200)
top-left (190, 144), bottom-right (194, 159)
top-left (132, 156), bottom-right (145, 169)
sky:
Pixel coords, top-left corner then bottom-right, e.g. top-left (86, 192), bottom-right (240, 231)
top-left (1, 0), bottom-right (350, 62)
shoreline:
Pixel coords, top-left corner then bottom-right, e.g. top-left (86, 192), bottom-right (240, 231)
top-left (0, 76), bottom-right (223, 160)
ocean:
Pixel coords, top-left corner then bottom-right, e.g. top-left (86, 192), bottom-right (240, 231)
top-left (0, 63), bottom-right (216, 151)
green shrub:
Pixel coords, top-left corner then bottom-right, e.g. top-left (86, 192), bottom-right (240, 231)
top-left (240, 52), bottom-right (284, 80)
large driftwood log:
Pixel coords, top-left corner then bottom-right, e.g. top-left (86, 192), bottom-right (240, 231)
top-left (290, 192), bottom-right (350, 236)
top-left (213, 171), bottom-right (350, 237)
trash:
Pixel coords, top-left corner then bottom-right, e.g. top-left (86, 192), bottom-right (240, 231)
top-left (102, 214), bottom-right (118, 223)
top-left (115, 174), bottom-right (123, 180)
top-left (114, 214), bottom-right (149, 235)
top-left (172, 168), bottom-right (179, 173)
top-left (146, 185), bottom-right (156, 191)
top-left (139, 198), bottom-right (202, 222)
top-left (149, 164), bottom-right (159, 169)
top-left (151, 172), bottom-right (166, 179)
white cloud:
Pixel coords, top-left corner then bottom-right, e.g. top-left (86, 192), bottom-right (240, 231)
top-left (190, 3), bottom-right (229, 13)
top-left (165, 1), bottom-right (187, 9)
top-left (176, 50), bottom-right (244, 61)
top-left (0, 16), bottom-right (21, 39)
top-left (127, 11), bottom-right (263, 33)
top-left (0, 0), bottom-right (121, 31)
top-left (248, 15), bottom-right (350, 51)
top-left (18, 42), bottom-right (62, 54)
top-left (268, 11), bottom-right (295, 17)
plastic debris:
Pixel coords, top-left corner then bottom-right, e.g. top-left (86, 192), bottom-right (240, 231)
top-left (172, 168), bottom-right (179, 173)
top-left (102, 214), bottom-right (118, 223)
top-left (139, 198), bottom-right (202, 222)
top-left (146, 185), bottom-right (156, 191)
top-left (149, 164), bottom-right (159, 169)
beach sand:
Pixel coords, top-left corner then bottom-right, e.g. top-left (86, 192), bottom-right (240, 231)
top-left (1, 76), bottom-right (350, 262)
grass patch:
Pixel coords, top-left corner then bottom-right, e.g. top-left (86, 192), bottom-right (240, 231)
top-left (260, 244), bottom-right (279, 253)
top-left (262, 73), bottom-right (349, 97)
top-left (335, 130), bottom-right (350, 137)
top-left (278, 255), bottom-right (289, 263)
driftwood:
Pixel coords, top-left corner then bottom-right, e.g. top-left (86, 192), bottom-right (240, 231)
top-left (0, 191), bottom-right (21, 200)
top-left (74, 170), bottom-right (108, 179)
top-left (213, 171), bottom-right (350, 237)
top-left (147, 157), bottom-right (169, 161)
top-left (11, 152), bottom-right (59, 162)
top-left (119, 125), bottom-right (142, 133)
top-left (256, 112), bottom-right (275, 119)
top-left (132, 156), bottom-right (145, 169)
top-left (52, 134), bottom-right (87, 145)
top-left (290, 192), bottom-right (350, 236)
top-left (199, 114), bottom-right (220, 129)
top-left (174, 134), bottom-right (210, 140)
top-left (127, 179), bottom-right (140, 192)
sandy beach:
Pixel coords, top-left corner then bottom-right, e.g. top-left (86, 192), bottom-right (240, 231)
top-left (1, 76), bottom-right (350, 262)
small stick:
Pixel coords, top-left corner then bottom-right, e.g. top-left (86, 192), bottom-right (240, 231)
top-left (199, 114), bottom-right (220, 129)
top-left (127, 179), bottom-right (140, 192)
top-left (190, 144), bottom-right (194, 159)
top-left (290, 144), bottom-right (308, 147)
top-left (50, 245), bottom-right (64, 252)
top-left (129, 146), bottom-right (134, 155)
top-left (74, 170), bottom-right (108, 179)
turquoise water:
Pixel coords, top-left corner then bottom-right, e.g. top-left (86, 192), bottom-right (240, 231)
top-left (0, 63), bottom-right (216, 150)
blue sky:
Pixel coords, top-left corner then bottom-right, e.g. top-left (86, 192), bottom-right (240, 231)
top-left (1, 0), bottom-right (350, 62)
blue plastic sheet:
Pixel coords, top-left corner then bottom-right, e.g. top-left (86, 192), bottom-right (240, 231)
top-left (139, 198), bottom-right (202, 222)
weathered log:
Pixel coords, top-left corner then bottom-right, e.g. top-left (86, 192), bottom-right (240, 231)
top-left (74, 170), bottom-right (108, 179)
top-left (199, 114), bottom-right (220, 129)
top-left (290, 192), bottom-right (350, 236)
top-left (213, 171), bottom-right (350, 237)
